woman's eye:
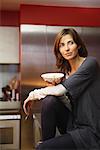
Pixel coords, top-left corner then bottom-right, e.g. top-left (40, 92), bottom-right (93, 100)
top-left (68, 41), bottom-right (74, 45)
top-left (59, 43), bottom-right (64, 47)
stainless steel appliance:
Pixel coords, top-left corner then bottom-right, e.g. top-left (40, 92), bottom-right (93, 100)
top-left (0, 114), bottom-right (21, 150)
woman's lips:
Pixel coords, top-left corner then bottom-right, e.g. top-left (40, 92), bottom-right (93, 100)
top-left (64, 52), bottom-right (72, 56)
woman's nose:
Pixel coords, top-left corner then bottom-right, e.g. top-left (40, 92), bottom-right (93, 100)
top-left (65, 45), bottom-right (70, 51)
top-left (65, 48), bottom-right (70, 51)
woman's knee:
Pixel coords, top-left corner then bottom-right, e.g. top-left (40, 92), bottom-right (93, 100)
top-left (41, 95), bottom-right (58, 111)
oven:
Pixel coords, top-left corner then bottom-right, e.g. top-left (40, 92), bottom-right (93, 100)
top-left (0, 114), bottom-right (21, 150)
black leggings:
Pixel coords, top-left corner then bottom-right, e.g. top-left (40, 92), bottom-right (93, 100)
top-left (36, 95), bottom-right (76, 149)
top-left (41, 95), bottom-right (73, 141)
top-left (36, 133), bottom-right (77, 150)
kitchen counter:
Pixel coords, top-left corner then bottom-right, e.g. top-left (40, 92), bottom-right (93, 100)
top-left (0, 101), bottom-right (21, 115)
top-left (0, 100), bottom-right (20, 109)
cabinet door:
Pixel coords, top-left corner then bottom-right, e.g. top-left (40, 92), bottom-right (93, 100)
top-left (0, 27), bottom-right (19, 63)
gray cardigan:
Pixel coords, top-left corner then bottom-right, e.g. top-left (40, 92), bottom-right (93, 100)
top-left (62, 56), bottom-right (100, 149)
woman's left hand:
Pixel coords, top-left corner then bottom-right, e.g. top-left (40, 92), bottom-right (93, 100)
top-left (23, 89), bottom-right (46, 115)
top-left (23, 97), bottom-right (33, 115)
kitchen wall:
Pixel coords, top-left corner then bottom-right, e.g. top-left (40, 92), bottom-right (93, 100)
top-left (0, 10), bottom-right (19, 26)
top-left (20, 4), bottom-right (100, 26)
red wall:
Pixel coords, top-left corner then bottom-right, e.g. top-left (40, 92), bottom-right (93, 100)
top-left (20, 5), bottom-right (100, 27)
top-left (0, 5), bottom-right (100, 27)
top-left (0, 11), bottom-right (19, 26)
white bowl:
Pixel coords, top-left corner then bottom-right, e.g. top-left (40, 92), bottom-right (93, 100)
top-left (41, 72), bottom-right (64, 83)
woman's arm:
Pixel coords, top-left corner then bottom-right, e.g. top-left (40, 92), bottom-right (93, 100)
top-left (62, 57), bottom-right (99, 100)
top-left (28, 84), bottom-right (67, 100)
top-left (23, 84), bottom-right (68, 115)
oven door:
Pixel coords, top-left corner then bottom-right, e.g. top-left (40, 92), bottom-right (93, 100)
top-left (0, 115), bottom-right (20, 150)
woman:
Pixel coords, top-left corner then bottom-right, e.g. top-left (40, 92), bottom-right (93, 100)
top-left (23, 28), bottom-right (100, 149)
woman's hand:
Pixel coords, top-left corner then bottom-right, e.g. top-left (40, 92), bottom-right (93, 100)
top-left (23, 97), bottom-right (33, 115)
top-left (23, 89), bottom-right (45, 115)
top-left (45, 78), bottom-right (63, 86)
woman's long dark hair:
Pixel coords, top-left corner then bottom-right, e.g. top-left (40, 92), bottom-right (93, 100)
top-left (53, 28), bottom-right (88, 73)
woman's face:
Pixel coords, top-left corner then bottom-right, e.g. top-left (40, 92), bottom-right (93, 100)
top-left (59, 34), bottom-right (79, 61)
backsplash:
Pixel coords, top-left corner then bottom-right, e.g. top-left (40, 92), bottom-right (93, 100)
top-left (0, 64), bottom-right (19, 99)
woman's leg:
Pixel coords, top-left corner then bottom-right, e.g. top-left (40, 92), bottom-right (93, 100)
top-left (36, 133), bottom-right (77, 150)
top-left (41, 95), bottom-right (72, 141)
